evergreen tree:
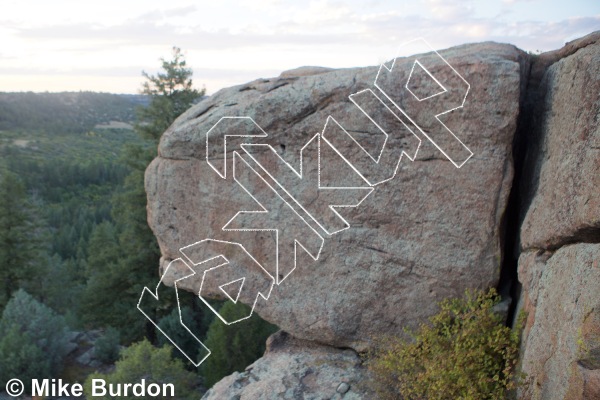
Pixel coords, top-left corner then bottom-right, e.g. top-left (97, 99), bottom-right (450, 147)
top-left (94, 327), bottom-right (121, 364)
top-left (202, 302), bottom-right (278, 387)
top-left (80, 47), bottom-right (202, 343)
top-left (0, 290), bottom-right (69, 392)
top-left (38, 254), bottom-right (84, 318)
top-left (0, 172), bottom-right (44, 309)
top-left (0, 325), bottom-right (49, 392)
top-left (85, 221), bottom-right (120, 278)
top-left (80, 221), bottom-right (125, 329)
top-left (157, 304), bottom-right (209, 364)
top-left (84, 340), bottom-right (198, 400)
top-left (136, 47), bottom-right (204, 141)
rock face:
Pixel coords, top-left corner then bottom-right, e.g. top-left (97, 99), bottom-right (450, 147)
top-left (518, 245), bottom-right (600, 400)
top-left (146, 42), bottom-right (526, 352)
top-left (516, 32), bottom-right (600, 400)
top-left (519, 38), bottom-right (600, 251)
top-left (145, 31), bottom-right (600, 398)
top-left (202, 331), bottom-right (373, 400)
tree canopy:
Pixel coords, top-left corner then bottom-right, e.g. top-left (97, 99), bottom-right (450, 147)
top-left (136, 46), bottom-right (205, 141)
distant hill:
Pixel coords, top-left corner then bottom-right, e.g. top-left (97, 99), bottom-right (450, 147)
top-left (0, 92), bottom-right (149, 135)
top-left (0, 92), bottom-right (152, 167)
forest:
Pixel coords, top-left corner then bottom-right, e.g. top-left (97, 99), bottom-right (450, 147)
top-left (0, 47), bottom-right (277, 397)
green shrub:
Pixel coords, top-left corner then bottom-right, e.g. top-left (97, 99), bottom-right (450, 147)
top-left (367, 288), bottom-right (521, 400)
top-left (94, 327), bottom-right (121, 364)
top-left (202, 302), bottom-right (279, 387)
top-left (84, 339), bottom-right (198, 400)
top-left (157, 305), bottom-right (202, 363)
top-left (0, 325), bottom-right (50, 391)
top-left (0, 289), bottom-right (69, 392)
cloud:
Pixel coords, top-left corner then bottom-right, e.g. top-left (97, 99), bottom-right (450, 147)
top-left (422, 0), bottom-right (474, 20)
top-left (502, 0), bottom-right (537, 4)
top-left (10, 1), bottom-right (599, 54)
top-left (287, 0), bottom-right (354, 25)
top-left (355, 8), bottom-right (599, 52)
top-left (2, 0), bottom-right (598, 93)
top-left (135, 5), bottom-right (198, 23)
top-left (495, 16), bottom-right (600, 50)
top-left (13, 20), bottom-right (355, 50)
top-left (0, 65), bottom-right (280, 80)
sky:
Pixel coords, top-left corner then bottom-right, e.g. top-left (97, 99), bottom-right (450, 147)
top-left (1, 0), bottom-right (598, 95)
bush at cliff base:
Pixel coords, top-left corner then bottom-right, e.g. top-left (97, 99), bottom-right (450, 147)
top-left (367, 288), bottom-right (522, 400)
top-left (84, 339), bottom-right (198, 400)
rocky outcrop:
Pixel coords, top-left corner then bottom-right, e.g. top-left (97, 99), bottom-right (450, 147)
top-left (516, 32), bottom-right (600, 400)
top-left (202, 331), bottom-right (373, 400)
top-left (519, 36), bottom-right (600, 251)
top-left (145, 31), bottom-right (600, 398)
top-left (518, 245), bottom-right (600, 400)
top-left (146, 42), bottom-right (526, 351)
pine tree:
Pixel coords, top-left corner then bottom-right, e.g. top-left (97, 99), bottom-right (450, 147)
top-left (80, 47), bottom-right (202, 343)
top-left (80, 221), bottom-right (124, 328)
top-left (136, 46), bottom-right (204, 141)
top-left (0, 290), bottom-right (69, 390)
top-left (0, 172), bottom-right (44, 309)
top-left (84, 340), bottom-right (198, 400)
top-left (202, 302), bottom-right (278, 387)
